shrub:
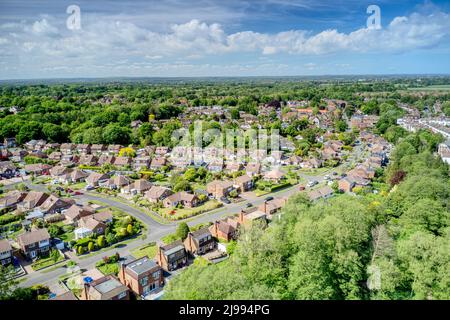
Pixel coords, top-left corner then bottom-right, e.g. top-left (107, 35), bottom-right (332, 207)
top-left (87, 242), bottom-right (95, 252)
top-left (77, 246), bottom-right (84, 255)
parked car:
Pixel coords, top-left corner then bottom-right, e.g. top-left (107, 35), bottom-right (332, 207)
top-left (74, 191), bottom-right (83, 195)
top-left (307, 180), bottom-right (318, 188)
top-left (265, 196), bottom-right (274, 201)
top-left (298, 185), bottom-right (305, 191)
top-left (246, 203), bottom-right (253, 208)
top-left (220, 197), bottom-right (231, 204)
top-left (85, 185), bottom-right (94, 191)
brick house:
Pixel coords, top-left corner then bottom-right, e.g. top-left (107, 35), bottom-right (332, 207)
top-left (184, 227), bottom-right (216, 256)
top-left (17, 228), bottom-right (51, 260)
top-left (118, 256), bottom-right (164, 297)
top-left (233, 175), bottom-right (254, 192)
top-left (17, 191), bottom-right (49, 212)
top-left (144, 186), bottom-right (173, 203)
top-left (81, 275), bottom-right (129, 300)
top-left (163, 192), bottom-right (199, 208)
top-left (39, 195), bottom-right (72, 214)
top-left (206, 180), bottom-right (234, 199)
top-left (156, 240), bottom-right (187, 271)
top-left (209, 218), bottom-right (240, 242)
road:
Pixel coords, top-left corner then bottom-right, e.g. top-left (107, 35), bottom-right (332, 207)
top-left (18, 143), bottom-right (367, 288)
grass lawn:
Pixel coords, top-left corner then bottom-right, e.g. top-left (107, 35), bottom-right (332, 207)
top-left (31, 252), bottom-right (65, 271)
top-left (407, 85), bottom-right (450, 91)
top-left (97, 262), bottom-right (119, 276)
top-left (254, 189), bottom-right (270, 197)
top-left (158, 200), bottom-right (223, 220)
top-left (70, 182), bottom-right (87, 190)
top-left (131, 243), bottom-right (157, 259)
top-left (161, 233), bottom-right (180, 244)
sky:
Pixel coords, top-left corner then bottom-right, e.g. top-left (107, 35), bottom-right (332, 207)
top-left (0, 0), bottom-right (450, 79)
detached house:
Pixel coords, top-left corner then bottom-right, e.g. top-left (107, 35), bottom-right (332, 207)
top-left (60, 143), bottom-right (75, 155)
top-left (233, 175), bottom-right (254, 192)
top-left (119, 256), bottom-right (164, 298)
top-left (0, 239), bottom-right (13, 266)
top-left (144, 186), bottom-right (173, 203)
top-left (121, 179), bottom-right (153, 195)
top-left (17, 191), bottom-right (49, 212)
top-left (103, 175), bottom-right (132, 190)
top-left (49, 165), bottom-right (70, 178)
top-left (86, 172), bottom-right (110, 187)
top-left (76, 144), bottom-right (91, 155)
top-left (17, 228), bottom-right (51, 260)
top-left (24, 163), bottom-right (52, 176)
top-left (263, 168), bottom-right (286, 183)
top-left (0, 190), bottom-right (27, 211)
top-left (75, 216), bottom-right (106, 240)
top-left (206, 180), bottom-right (234, 199)
top-left (59, 169), bottom-right (89, 184)
top-left (184, 227), bottom-right (216, 256)
top-left (163, 192), bottom-right (199, 208)
top-left (79, 154), bottom-right (98, 166)
top-left (91, 144), bottom-right (106, 155)
top-left (39, 195), bottom-right (72, 214)
top-left (209, 218), bottom-right (240, 242)
top-left (308, 186), bottom-right (334, 201)
top-left (156, 240), bottom-right (187, 271)
top-left (149, 157), bottom-right (167, 171)
top-left (98, 154), bottom-right (116, 166)
top-left (81, 275), bottom-right (129, 300)
top-left (134, 156), bottom-right (151, 171)
top-left (64, 204), bottom-right (95, 224)
top-left (259, 197), bottom-right (288, 218)
top-left (114, 156), bottom-right (132, 168)
top-left (0, 161), bottom-right (17, 179)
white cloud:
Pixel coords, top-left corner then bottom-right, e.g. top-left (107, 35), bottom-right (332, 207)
top-left (0, 8), bottom-right (449, 78)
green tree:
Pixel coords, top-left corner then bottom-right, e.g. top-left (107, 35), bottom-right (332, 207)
top-left (176, 222), bottom-right (190, 240)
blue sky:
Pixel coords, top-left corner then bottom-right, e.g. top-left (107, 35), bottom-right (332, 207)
top-left (0, 0), bottom-right (449, 79)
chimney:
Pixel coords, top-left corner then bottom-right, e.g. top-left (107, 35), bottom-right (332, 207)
top-left (239, 210), bottom-right (245, 224)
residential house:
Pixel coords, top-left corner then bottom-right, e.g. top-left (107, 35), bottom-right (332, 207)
top-left (245, 163), bottom-right (261, 177)
top-left (76, 144), bottom-right (91, 155)
top-left (209, 218), bottom-right (239, 242)
top-left (134, 156), bottom-right (151, 171)
top-left (156, 240), bottom-right (187, 271)
top-left (207, 159), bottom-right (224, 173)
top-left (288, 155), bottom-right (303, 166)
top-left (48, 151), bottom-right (62, 162)
top-left (107, 145), bottom-right (123, 155)
top-left (149, 157), bottom-right (167, 171)
top-left (60, 154), bottom-right (79, 166)
top-left (0, 149), bottom-right (11, 161)
top-left (144, 186), bottom-right (173, 203)
top-left (79, 154), bottom-right (98, 166)
top-left (0, 240), bottom-right (13, 266)
top-left (39, 195), bottom-right (72, 214)
top-left (92, 210), bottom-right (114, 225)
top-left (10, 149), bottom-right (28, 162)
top-left (59, 169), bottom-right (88, 184)
top-left (0, 161), bottom-right (17, 178)
top-left (118, 256), bottom-right (164, 297)
top-left (76, 216), bottom-right (106, 239)
top-left (90, 144), bottom-right (106, 155)
top-left (233, 175), bottom-right (254, 192)
top-left (121, 179), bottom-right (153, 195)
top-left (163, 192), bottom-right (199, 208)
top-left (303, 157), bottom-right (323, 169)
top-left (114, 156), bottom-right (132, 168)
top-left (259, 197), bottom-right (288, 218)
top-left (60, 143), bottom-right (75, 155)
top-left (81, 275), bottom-right (129, 300)
top-left (17, 228), bottom-right (51, 260)
top-left (238, 208), bottom-right (267, 226)
top-left (307, 186), bottom-right (334, 201)
top-left (102, 175), bottom-right (132, 190)
top-left (0, 190), bottom-right (27, 211)
top-left (43, 143), bottom-right (60, 152)
top-left (97, 154), bottom-right (116, 166)
top-left (86, 172), bottom-right (110, 187)
top-left (184, 227), bottom-right (216, 256)
top-left (49, 165), bottom-right (70, 178)
top-left (24, 163), bottom-right (52, 176)
top-left (17, 191), bottom-right (49, 212)
top-left (224, 162), bottom-right (243, 173)
top-left (206, 180), bottom-right (234, 199)
top-left (338, 177), bottom-right (355, 193)
top-left (155, 146), bottom-right (170, 157)
top-left (64, 204), bottom-right (95, 224)
top-left (263, 168), bottom-right (286, 183)
top-left (3, 137), bottom-right (17, 148)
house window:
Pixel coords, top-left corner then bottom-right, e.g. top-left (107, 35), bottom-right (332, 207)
top-left (140, 276), bottom-right (148, 286)
top-left (117, 291), bottom-right (127, 299)
top-left (152, 271), bottom-right (160, 280)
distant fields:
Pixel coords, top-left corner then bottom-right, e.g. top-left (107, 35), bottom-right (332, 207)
top-left (407, 85), bottom-right (450, 91)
